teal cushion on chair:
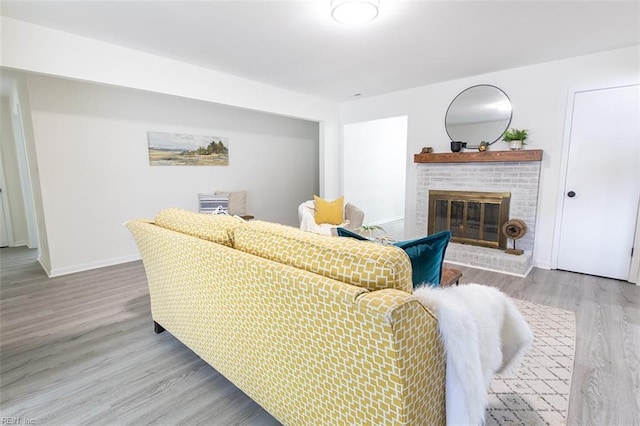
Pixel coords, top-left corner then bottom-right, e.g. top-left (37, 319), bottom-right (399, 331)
top-left (336, 228), bottom-right (451, 288)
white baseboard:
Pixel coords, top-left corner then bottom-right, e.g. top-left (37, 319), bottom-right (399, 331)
top-left (48, 254), bottom-right (141, 277)
top-left (38, 256), bottom-right (52, 277)
top-left (534, 259), bottom-right (552, 270)
top-left (369, 216), bottom-right (404, 226)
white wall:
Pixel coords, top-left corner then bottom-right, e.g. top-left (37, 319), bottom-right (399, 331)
top-left (340, 46), bottom-right (640, 269)
top-left (343, 116), bottom-right (407, 225)
top-left (0, 17), bottom-right (341, 198)
top-left (0, 17), bottom-right (338, 277)
top-left (25, 73), bottom-right (319, 276)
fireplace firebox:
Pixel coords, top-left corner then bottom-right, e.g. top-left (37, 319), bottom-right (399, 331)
top-left (428, 190), bottom-right (511, 249)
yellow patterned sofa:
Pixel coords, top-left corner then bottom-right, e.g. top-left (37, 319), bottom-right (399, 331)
top-left (126, 208), bottom-right (446, 425)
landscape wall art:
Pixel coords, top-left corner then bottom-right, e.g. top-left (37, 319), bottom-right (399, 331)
top-left (148, 131), bottom-right (229, 166)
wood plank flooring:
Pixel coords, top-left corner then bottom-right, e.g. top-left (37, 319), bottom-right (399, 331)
top-left (1, 246), bottom-right (639, 425)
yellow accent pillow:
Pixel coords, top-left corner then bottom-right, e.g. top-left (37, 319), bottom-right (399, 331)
top-left (314, 195), bottom-right (344, 225)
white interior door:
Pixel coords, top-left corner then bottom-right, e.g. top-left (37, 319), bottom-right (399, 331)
top-left (557, 85), bottom-right (640, 280)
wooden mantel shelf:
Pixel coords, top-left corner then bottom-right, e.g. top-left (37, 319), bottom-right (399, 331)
top-left (414, 149), bottom-right (543, 164)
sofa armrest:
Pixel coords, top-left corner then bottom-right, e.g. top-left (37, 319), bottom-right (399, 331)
top-left (355, 289), bottom-right (446, 425)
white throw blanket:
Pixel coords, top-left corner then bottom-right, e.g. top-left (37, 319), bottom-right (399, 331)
top-left (413, 284), bottom-right (533, 426)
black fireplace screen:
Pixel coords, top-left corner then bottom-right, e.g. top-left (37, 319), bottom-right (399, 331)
top-left (429, 190), bottom-right (510, 249)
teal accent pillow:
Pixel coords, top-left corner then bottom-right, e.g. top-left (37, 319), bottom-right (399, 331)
top-left (336, 227), bottom-right (369, 240)
top-left (336, 228), bottom-right (451, 288)
top-left (393, 231), bottom-right (451, 288)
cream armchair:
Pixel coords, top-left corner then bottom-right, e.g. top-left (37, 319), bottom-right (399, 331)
top-left (298, 200), bottom-right (365, 236)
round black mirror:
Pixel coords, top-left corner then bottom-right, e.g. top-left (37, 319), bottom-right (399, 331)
top-left (445, 85), bottom-right (512, 148)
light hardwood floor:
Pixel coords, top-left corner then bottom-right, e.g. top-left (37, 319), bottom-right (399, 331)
top-left (1, 246), bottom-right (639, 425)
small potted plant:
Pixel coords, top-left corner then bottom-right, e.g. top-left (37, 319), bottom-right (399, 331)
top-left (502, 128), bottom-right (529, 150)
top-left (358, 224), bottom-right (386, 239)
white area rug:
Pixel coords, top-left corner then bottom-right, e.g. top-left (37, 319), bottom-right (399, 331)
top-left (486, 299), bottom-right (576, 425)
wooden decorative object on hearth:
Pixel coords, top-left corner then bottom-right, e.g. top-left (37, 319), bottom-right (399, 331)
top-left (502, 219), bottom-right (527, 255)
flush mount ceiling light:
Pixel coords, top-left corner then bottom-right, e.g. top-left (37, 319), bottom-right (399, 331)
top-left (331, 0), bottom-right (379, 25)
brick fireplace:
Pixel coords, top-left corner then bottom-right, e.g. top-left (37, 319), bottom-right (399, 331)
top-left (414, 150), bottom-right (543, 276)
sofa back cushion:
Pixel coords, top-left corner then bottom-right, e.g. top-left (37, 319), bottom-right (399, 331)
top-left (337, 227), bottom-right (452, 288)
top-left (155, 208), bottom-right (243, 247)
top-left (233, 220), bottom-right (412, 292)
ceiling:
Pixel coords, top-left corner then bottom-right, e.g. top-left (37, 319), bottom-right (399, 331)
top-left (2, 1), bottom-right (639, 101)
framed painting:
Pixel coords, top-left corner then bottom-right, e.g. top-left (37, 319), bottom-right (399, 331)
top-left (148, 131), bottom-right (229, 166)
